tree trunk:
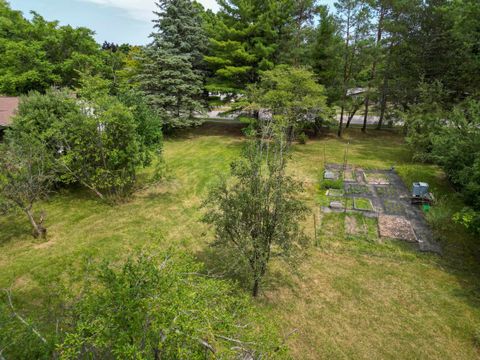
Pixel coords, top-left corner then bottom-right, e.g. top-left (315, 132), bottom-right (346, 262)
top-left (377, 40), bottom-right (394, 130)
top-left (377, 85), bottom-right (387, 130)
top-left (25, 208), bottom-right (46, 239)
top-left (363, 6), bottom-right (385, 133)
top-left (346, 103), bottom-right (360, 128)
top-left (338, 7), bottom-right (351, 138)
top-left (252, 278), bottom-right (260, 297)
top-left (338, 105), bottom-right (345, 137)
top-left (362, 97), bottom-right (370, 132)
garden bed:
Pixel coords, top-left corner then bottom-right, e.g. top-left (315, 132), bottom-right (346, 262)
top-left (345, 183), bottom-right (370, 195)
top-left (365, 173), bottom-right (390, 185)
top-left (378, 215), bottom-right (417, 242)
top-left (326, 189), bottom-right (345, 197)
top-left (353, 197), bottom-right (374, 211)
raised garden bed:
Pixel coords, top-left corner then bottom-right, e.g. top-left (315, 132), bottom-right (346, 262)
top-left (345, 184), bottom-right (370, 195)
top-left (378, 215), bottom-right (417, 242)
top-left (383, 200), bottom-right (406, 216)
top-left (365, 173), bottom-right (390, 185)
top-left (344, 170), bottom-right (356, 182)
top-left (375, 185), bottom-right (399, 197)
top-left (326, 189), bottom-right (345, 197)
top-left (353, 197), bottom-right (374, 211)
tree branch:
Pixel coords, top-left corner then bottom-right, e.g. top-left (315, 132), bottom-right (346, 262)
top-left (3, 289), bottom-right (47, 345)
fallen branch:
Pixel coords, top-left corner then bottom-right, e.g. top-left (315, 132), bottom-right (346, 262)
top-left (3, 289), bottom-right (47, 345)
top-left (197, 338), bottom-right (216, 354)
top-left (215, 334), bottom-right (256, 346)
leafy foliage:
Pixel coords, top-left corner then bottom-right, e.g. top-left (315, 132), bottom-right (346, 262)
top-left (251, 65), bottom-right (331, 137)
top-left (6, 80), bottom-right (163, 201)
top-left (139, 0), bottom-right (207, 130)
top-left (0, 134), bottom-right (54, 238)
top-left (0, 1), bottom-right (102, 95)
top-left (0, 251), bottom-right (286, 359)
top-left (204, 122), bottom-right (308, 297)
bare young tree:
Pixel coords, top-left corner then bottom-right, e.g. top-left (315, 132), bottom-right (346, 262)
top-left (0, 136), bottom-right (54, 238)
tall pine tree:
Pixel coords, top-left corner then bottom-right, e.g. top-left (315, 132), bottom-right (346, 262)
top-left (140, 0), bottom-right (207, 130)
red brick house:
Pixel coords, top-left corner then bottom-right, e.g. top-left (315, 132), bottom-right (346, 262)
top-left (0, 97), bottom-right (19, 130)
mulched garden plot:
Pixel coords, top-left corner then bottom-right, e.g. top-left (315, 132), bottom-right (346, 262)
top-left (364, 173), bottom-right (390, 185)
top-left (378, 215), bottom-right (417, 242)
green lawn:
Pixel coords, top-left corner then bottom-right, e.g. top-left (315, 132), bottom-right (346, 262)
top-left (1, 124), bottom-right (480, 359)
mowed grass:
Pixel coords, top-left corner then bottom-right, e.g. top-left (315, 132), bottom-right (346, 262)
top-left (1, 124), bottom-right (480, 359)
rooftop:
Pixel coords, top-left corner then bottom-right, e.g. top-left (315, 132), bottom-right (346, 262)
top-left (0, 97), bottom-right (19, 127)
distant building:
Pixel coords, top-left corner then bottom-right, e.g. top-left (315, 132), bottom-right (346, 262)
top-left (0, 97), bottom-right (19, 130)
top-left (346, 88), bottom-right (367, 97)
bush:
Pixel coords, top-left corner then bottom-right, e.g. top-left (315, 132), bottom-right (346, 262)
top-left (321, 178), bottom-right (344, 190)
top-left (298, 132), bottom-right (308, 144)
top-left (0, 251), bottom-right (287, 359)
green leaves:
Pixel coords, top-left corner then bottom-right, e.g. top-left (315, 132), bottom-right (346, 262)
top-left (0, 1), bottom-right (102, 95)
top-left (140, 0), bottom-right (207, 131)
top-left (57, 251), bottom-right (285, 359)
top-left (6, 80), bottom-right (163, 201)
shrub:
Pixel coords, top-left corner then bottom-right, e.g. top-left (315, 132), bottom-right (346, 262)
top-left (298, 132), bottom-right (308, 144)
top-left (0, 251), bottom-right (287, 359)
top-left (321, 178), bottom-right (344, 190)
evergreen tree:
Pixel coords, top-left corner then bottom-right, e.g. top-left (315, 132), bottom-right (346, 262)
top-left (310, 6), bottom-right (343, 105)
top-left (204, 0), bottom-right (293, 94)
top-left (140, 0), bottom-right (207, 130)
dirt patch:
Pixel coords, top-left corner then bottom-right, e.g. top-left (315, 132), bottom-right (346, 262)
top-left (344, 170), bottom-right (355, 181)
top-left (345, 216), bottom-right (359, 235)
top-left (378, 215), bottom-right (417, 242)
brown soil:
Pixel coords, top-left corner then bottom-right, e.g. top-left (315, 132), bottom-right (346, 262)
top-left (378, 215), bottom-right (417, 242)
top-left (345, 216), bottom-right (359, 235)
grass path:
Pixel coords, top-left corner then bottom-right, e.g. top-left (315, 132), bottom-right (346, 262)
top-left (1, 124), bottom-right (479, 359)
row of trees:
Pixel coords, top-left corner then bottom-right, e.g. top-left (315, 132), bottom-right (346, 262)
top-left (2, 0), bottom-right (479, 134)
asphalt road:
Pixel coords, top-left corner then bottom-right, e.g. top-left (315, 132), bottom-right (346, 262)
top-left (203, 110), bottom-right (382, 126)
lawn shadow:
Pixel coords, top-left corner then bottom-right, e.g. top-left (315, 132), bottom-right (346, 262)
top-left (168, 121), bottom-right (247, 141)
top-left (196, 241), bottom-right (303, 298)
top-left (0, 213), bottom-right (31, 246)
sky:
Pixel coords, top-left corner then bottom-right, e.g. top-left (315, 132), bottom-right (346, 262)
top-left (9, 0), bottom-right (335, 45)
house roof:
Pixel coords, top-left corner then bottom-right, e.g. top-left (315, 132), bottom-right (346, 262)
top-left (347, 88), bottom-right (367, 96)
top-left (0, 97), bottom-right (19, 127)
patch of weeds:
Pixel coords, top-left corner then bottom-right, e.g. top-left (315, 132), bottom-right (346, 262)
top-left (353, 197), bottom-right (374, 211)
top-left (326, 189), bottom-right (344, 197)
top-left (375, 185), bottom-right (398, 197)
top-left (345, 184), bottom-right (370, 195)
top-left (344, 214), bottom-right (379, 244)
top-left (321, 178), bottom-right (344, 190)
top-left (383, 200), bottom-right (405, 215)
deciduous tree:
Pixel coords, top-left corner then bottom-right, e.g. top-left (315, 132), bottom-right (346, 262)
top-left (0, 135), bottom-right (54, 238)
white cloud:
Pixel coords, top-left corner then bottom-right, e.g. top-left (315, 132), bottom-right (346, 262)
top-left (80, 0), bottom-right (219, 21)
